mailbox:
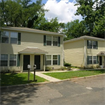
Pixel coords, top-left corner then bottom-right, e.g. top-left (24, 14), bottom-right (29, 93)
top-left (33, 64), bottom-right (36, 70)
top-left (27, 64), bottom-right (31, 69)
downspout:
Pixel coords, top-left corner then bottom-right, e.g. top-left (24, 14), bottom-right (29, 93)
top-left (84, 38), bottom-right (87, 67)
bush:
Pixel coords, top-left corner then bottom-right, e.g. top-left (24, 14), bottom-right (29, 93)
top-left (45, 67), bottom-right (52, 71)
top-left (64, 63), bottom-right (71, 67)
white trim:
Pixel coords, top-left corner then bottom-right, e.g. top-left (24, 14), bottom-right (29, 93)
top-left (64, 36), bottom-right (105, 44)
top-left (1, 27), bottom-right (64, 36)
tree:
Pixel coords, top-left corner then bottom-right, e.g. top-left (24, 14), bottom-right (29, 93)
top-left (75, 0), bottom-right (105, 38)
top-left (0, 0), bottom-right (46, 27)
top-left (63, 20), bottom-right (89, 40)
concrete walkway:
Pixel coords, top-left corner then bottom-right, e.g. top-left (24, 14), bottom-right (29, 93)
top-left (31, 71), bottom-right (61, 82)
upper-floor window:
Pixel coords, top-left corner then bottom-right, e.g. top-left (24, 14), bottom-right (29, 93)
top-left (87, 40), bottom-right (98, 49)
top-left (53, 36), bottom-right (58, 46)
top-left (44, 35), bottom-right (60, 47)
top-left (10, 32), bottom-right (18, 44)
top-left (0, 54), bottom-right (8, 66)
top-left (1, 31), bottom-right (9, 43)
top-left (0, 31), bottom-right (21, 45)
top-left (46, 36), bottom-right (52, 46)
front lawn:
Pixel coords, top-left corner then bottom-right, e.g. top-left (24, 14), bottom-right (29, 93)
top-left (1, 73), bottom-right (47, 86)
top-left (44, 70), bottom-right (105, 80)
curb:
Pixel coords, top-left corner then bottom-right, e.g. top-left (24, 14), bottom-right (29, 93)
top-left (1, 73), bottom-right (105, 89)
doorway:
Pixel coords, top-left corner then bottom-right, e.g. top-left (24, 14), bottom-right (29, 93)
top-left (99, 56), bottom-right (102, 65)
top-left (23, 55), bottom-right (30, 70)
top-left (34, 55), bottom-right (40, 69)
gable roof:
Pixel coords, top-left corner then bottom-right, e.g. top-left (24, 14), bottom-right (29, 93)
top-left (64, 35), bottom-right (105, 43)
top-left (1, 27), bottom-right (64, 36)
top-left (19, 47), bottom-right (47, 54)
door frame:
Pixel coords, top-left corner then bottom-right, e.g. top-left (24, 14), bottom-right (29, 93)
top-left (34, 55), bottom-right (41, 70)
top-left (23, 55), bottom-right (30, 70)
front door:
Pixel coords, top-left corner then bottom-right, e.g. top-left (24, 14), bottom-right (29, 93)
top-left (99, 56), bottom-right (102, 65)
top-left (34, 55), bottom-right (40, 69)
top-left (23, 55), bottom-right (30, 70)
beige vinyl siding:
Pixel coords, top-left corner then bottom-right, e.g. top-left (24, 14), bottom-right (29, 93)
top-left (64, 39), bottom-right (84, 67)
top-left (86, 40), bottom-right (105, 67)
top-left (0, 30), bottom-right (63, 71)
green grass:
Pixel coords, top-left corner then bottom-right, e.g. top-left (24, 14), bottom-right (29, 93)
top-left (44, 70), bottom-right (105, 80)
top-left (1, 73), bottom-right (47, 86)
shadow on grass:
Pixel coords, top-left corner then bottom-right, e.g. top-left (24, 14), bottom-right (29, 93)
top-left (1, 73), bottom-right (37, 86)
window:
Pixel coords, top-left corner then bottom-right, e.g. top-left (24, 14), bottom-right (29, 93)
top-left (1, 31), bottom-right (9, 43)
top-left (93, 56), bottom-right (98, 64)
top-left (10, 54), bottom-right (17, 66)
top-left (87, 40), bottom-right (98, 49)
top-left (46, 36), bottom-right (52, 46)
top-left (87, 56), bottom-right (98, 64)
top-left (0, 54), bottom-right (8, 66)
top-left (53, 55), bottom-right (58, 65)
top-left (87, 40), bottom-right (92, 49)
top-left (46, 55), bottom-right (51, 65)
top-left (53, 36), bottom-right (58, 46)
top-left (93, 41), bottom-right (98, 49)
top-left (10, 32), bottom-right (18, 44)
top-left (87, 56), bottom-right (92, 64)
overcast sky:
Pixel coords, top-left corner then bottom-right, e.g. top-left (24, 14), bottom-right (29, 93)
top-left (35, 0), bottom-right (82, 23)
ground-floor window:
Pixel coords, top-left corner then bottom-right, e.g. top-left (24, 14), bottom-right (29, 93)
top-left (87, 56), bottom-right (98, 64)
top-left (46, 55), bottom-right (51, 65)
top-left (46, 55), bottom-right (60, 65)
top-left (0, 54), bottom-right (8, 66)
top-left (10, 54), bottom-right (17, 66)
top-left (53, 55), bottom-right (58, 65)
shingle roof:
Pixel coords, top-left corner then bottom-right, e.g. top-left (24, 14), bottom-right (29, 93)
top-left (1, 27), bottom-right (64, 36)
top-left (97, 51), bottom-right (105, 56)
top-left (64, 35), bottom-right (105, 43)
top-left (19, 48), bottom-right (47, 54)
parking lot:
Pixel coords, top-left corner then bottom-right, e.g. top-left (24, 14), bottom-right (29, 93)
top-left (1, 75), bottom-right (105, 105)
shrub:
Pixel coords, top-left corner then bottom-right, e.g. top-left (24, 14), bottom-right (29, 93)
top-left (64, 63), bottom-right (71, 67)
top-left (45, 67), bottom-right (52, 71)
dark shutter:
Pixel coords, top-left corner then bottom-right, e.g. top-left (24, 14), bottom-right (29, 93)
top-left (44, 35), bottom-right (46, 46)
top-left (0, 31), bottom-right (1, 43)
top-left (97, 56), bottom-right (98, 64)
top-left (58, 37), bottom-right (60, 47)
top-left (87, 40), bottom-right (89, 48)
top-left (58, 55), bottom-right (60, 65)
top-left (17, 54), bottom-right (20, 66)
top-left (96, 41), bottom-right (98, 49)
top-left (18, 33), bottom-right (21, 45)
top-left (87, 56), bottom-right (89, 64)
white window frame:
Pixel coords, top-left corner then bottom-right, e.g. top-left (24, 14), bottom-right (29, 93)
top-left (53, 36), bottom-right (58, 46)
top-left (46, 36), bottom-right (52, 46)
top-left (0, 54), bottom-right (8, 66)
top-left (46, 55), bottom-right (52, 65)
top-left (9, 54), bottom-right (17, 66)
top-left (87, 40), bottom-right (98, 49)
top-left (10, 32), bottom-right (18, 44)
top-left (53, 55), bottom-right (58, 65)
top-left (1, 31), bottom-right (9, 43)
top-left (93, 56), bottom-right (98, 64)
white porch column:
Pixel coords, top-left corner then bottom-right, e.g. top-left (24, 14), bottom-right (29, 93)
top-left (43, 54), bottom-right (45, 71)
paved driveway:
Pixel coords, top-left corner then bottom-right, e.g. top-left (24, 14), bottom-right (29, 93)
top-left (1, 75), bottom-right (105, 105)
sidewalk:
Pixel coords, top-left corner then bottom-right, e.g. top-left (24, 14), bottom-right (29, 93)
top-left (31, 71), bottom-right (61, 82)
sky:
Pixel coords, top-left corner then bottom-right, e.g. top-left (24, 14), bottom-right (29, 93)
top-left (35, 0), bottom-right (83, 23)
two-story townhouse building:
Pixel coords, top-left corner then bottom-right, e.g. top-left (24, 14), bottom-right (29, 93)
top-left (64, 36), bottom-right (105, 68)
top-left (0, 27), bottom-right (64, 72)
